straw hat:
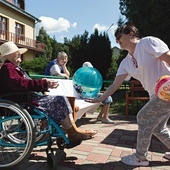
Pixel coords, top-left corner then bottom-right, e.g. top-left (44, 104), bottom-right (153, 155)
top-left (0, 41), bottom-right (28, 58)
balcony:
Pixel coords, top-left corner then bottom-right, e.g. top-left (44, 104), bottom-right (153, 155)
top-left (0, 29), bottom-right (45, 52)
top-left (7, 0), bottom-right (25, 10)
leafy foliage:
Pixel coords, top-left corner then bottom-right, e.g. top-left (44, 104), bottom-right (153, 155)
top-left (36, 27), bottom-right (52, 59)
top-left (21, 58), bottom-right (49, 74)
top-left (26, 27), bottom-right (119, 78)
top-left (36, 27), bottom-right (70, 60)
top-left (119, 0), bottom-right (170, 46)
top-left (64, 29), bottom-right (116, 79)
top-left (87, 29), bottom-right (112, 79)
top-left (106, 58), bottom-right (118, 80)
top-left (64, 31), bottom-right (89, 73)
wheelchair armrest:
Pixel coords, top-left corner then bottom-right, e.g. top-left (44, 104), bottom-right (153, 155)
top-left (0, 91), bottom-right (40, 110)
top-left (0, 91), bottom-right (39, 99)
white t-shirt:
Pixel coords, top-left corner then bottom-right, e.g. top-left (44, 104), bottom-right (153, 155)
top-left (116, 36), bottom-right (170, 97)
top-left (50, 64), bottom-right (63, 75)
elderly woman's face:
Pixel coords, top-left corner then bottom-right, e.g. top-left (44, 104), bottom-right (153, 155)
top-left (57, 56), bottom-right (68, 66)
top-left (7, 51), bottom-right (22, 66)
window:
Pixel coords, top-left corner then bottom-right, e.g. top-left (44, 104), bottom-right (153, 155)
top-left (15, 22), bottom-right (25, 41)
top-left (12, 0), bottom-right (24, 9)
top-left (0, 16), bottom-right (7, 35)
top-left (12, 0), bottom-right (18, 6)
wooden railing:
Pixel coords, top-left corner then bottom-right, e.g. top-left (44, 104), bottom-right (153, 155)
top-left (0, 29), bottom-right (45, 52)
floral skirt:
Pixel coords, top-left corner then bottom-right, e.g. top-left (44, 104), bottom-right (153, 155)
top-left (34, 95), bottom-right (72, 123)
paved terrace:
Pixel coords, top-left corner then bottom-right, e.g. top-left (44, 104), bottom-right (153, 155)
top-left (16, 112), bottom-right (169, 170)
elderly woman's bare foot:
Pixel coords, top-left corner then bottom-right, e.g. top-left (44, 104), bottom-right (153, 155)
top-left (66, 126), bottom-right (92, 142)
top-left (77, 129), bottom-right (98, 136)
top-left (71, 121), bottom-right (98, 136)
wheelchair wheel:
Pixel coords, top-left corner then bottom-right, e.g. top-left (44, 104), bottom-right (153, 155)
top-left (0, 100), bottom-right (35, 168)
top-left (46, 148), bottom-right (57, 170)
top-left (56, 136), bottom-right (66, 150)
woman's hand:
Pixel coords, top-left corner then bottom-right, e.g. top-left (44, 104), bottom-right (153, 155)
top-left (64, 74), bottom-right (69, 79)
top-left (46, 79), bottom-right (59, 89)
top-left (85, 98), bottom-right (101, 103)
top-left (63, 61), bottom-right (67, 66)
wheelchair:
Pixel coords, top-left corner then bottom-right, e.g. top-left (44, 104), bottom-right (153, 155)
top-left (0, 92), bottom-right (81, 169)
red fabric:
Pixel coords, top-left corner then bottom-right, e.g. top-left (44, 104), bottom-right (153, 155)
top-left (0, 60), bottom-right (48, 103)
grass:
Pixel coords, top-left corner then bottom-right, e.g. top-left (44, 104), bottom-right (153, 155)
top-left (110, 90), bottom-right (126, 115)
top-left (106, 90), bottom-right (148, 116)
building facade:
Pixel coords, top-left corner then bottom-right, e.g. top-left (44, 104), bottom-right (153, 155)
top-left (0, 0), bottom-right (45, 61)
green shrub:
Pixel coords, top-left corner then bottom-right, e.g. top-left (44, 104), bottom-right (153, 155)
top-left (21, 58), bottom-right (49, 74)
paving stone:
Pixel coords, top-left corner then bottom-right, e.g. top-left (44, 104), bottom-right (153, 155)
top-left (11, 113), bottom-right (169, 170)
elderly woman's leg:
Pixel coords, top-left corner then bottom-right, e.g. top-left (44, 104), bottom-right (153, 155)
top-left (35, 95), bottom-right (92, 142)
top-left (60, 114), bottom-right (91, 141)
top-left (69, 114), bottom-right (98, 136)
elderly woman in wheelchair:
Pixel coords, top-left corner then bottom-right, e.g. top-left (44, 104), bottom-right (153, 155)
top-left (0, 41), bottom-right (97, 169)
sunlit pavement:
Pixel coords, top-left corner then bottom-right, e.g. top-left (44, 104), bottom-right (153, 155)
top-left (17, 112), bottom-right (170, 170)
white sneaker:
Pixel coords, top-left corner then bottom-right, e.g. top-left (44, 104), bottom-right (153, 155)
top-left (164, 152), bottom-right (170, 160)
top-left (121, 153), bottom-right (149, 166)
top-left (101, 118), bottom-right (114, 124)
top-left (97, 117), bottom-right (114, 124)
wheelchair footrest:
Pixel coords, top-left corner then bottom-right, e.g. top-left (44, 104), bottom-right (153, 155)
top-left (65, 140), bottom-right (82, 149)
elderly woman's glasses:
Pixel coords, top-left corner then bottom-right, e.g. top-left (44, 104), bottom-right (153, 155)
top-left (132, 57), bottom-right (138, 68)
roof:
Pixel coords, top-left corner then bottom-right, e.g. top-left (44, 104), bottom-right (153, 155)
top-left (0, 0), bottom-right (41, 23)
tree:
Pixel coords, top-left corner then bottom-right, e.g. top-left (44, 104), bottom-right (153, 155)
top-left (35, 27), bottom-right (71, 73)
top-left (106, 57), bottom-right (118, 80)
top-left (34, 27), bottom-right (114, 78)
top-left (119, 0), bottom-right (170, 46)
top-left (87, 29), bottom-right (112, 79)
top-left (51, 36), bottom-right (69, 60)
top-left (36, 27), bottom-right (52, 59)
top-left (65, 29), bottom-right (113, 79)
top-left (64, 31), bottom-right (89, 73)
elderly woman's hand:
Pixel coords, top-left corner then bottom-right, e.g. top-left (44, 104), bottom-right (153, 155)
top-left (64, 74), bottom-right (69, 79)
top-left (85, 98), bottom-right (101, 103)
top-left (46, 79), bottom-right (59, 89)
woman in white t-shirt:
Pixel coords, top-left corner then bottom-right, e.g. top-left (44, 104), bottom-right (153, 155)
top-left (88, 23), bottom-right (170, 166)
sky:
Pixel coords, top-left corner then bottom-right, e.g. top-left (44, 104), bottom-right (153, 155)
top-left (25, 0), bottom-right (122, 48)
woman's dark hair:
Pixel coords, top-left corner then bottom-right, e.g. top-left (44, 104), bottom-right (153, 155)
top-left (115, 23), bottom-right (140, 39)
